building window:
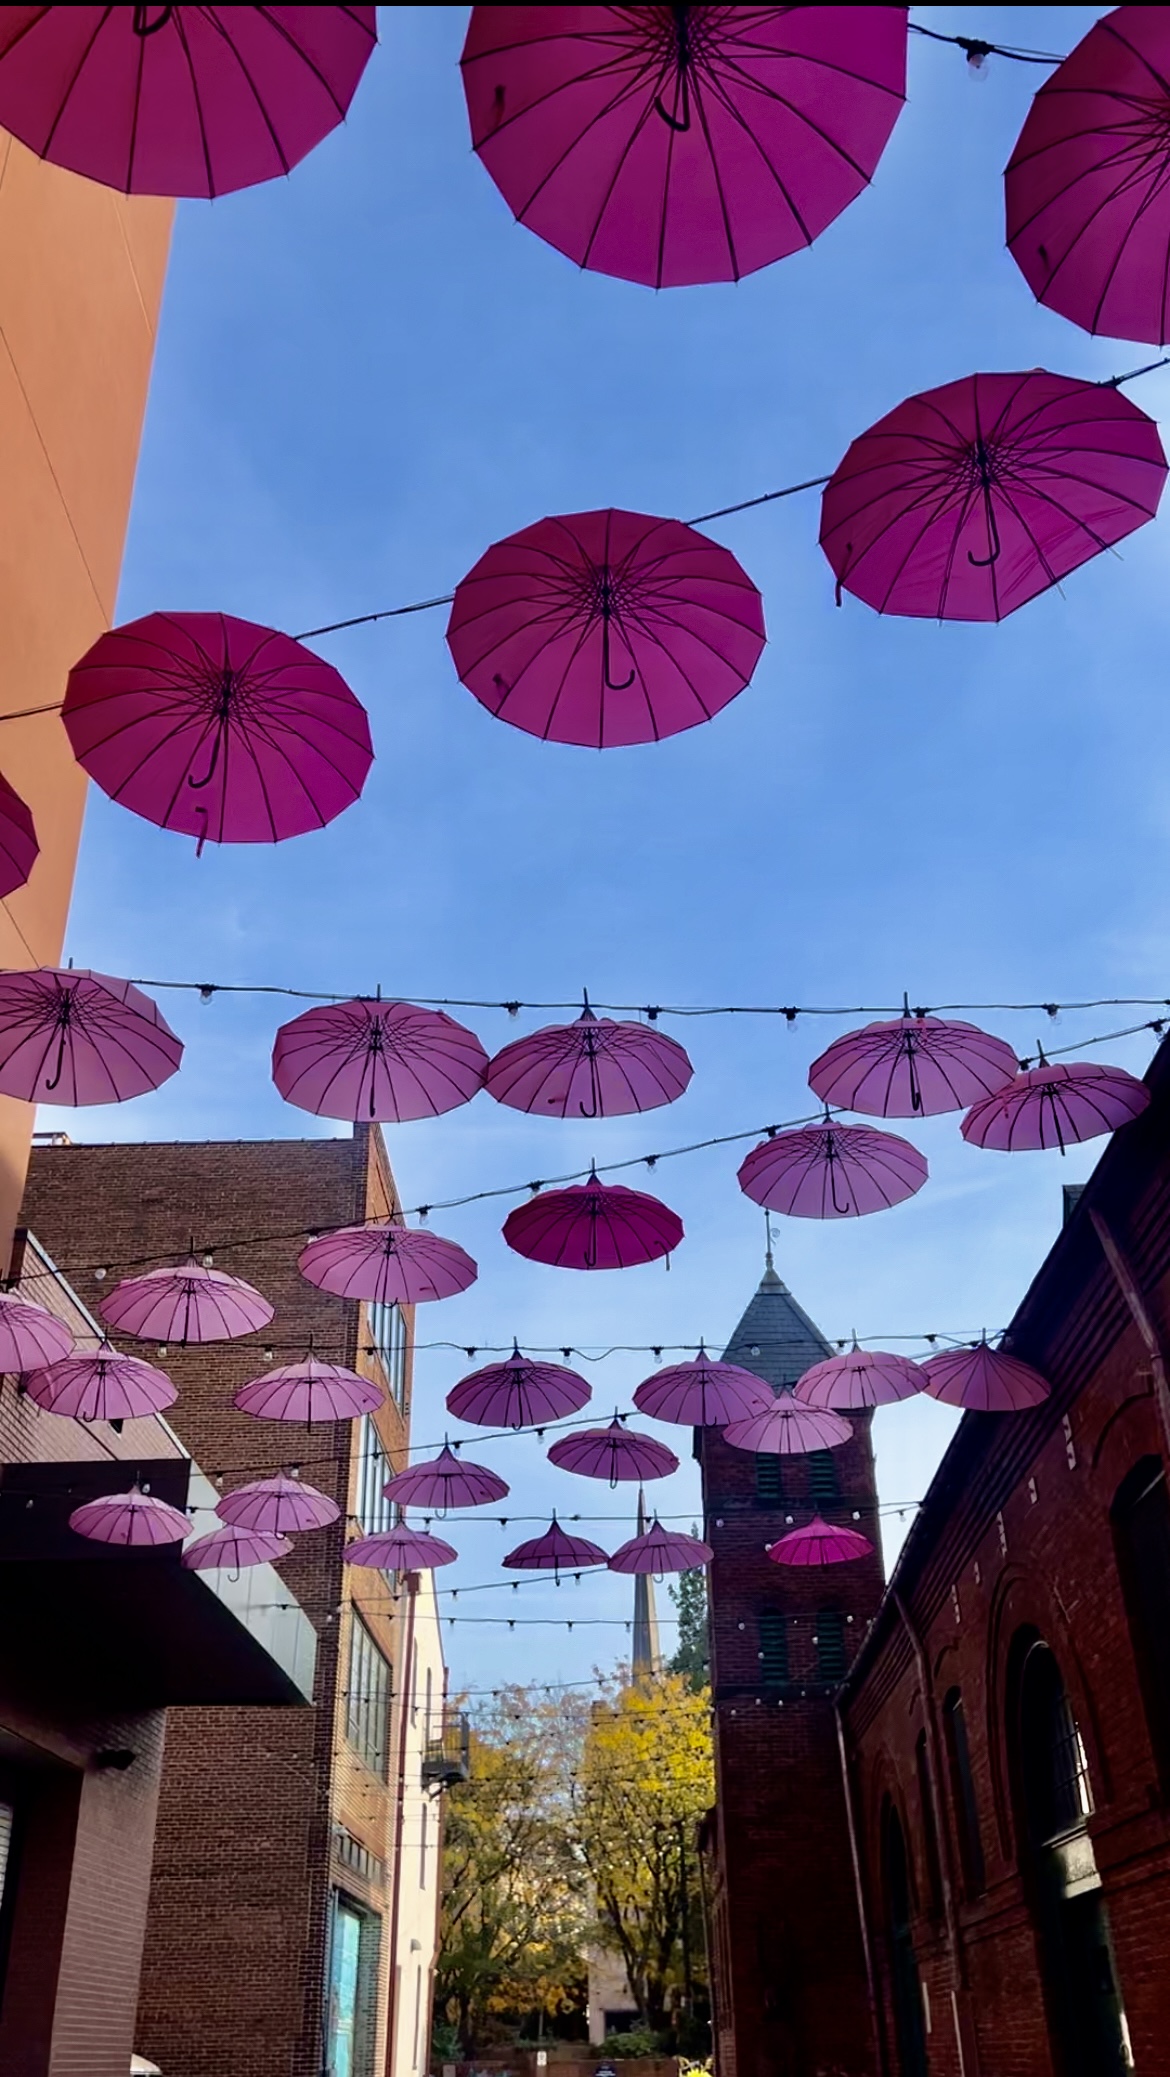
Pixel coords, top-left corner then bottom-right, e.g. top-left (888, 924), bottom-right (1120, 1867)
top-left (356, 1413), bottom-right (393, 1538)
top-left (942, 1689), bottom-right (985, 1895)
top-left (1018, 1644), bottom-right (1092, 1846)
top-left (914, 1731), bottom-right (943, 1916)
top-left (1111, 1456), bottom-right (1170, 1789)
top-left (808, 1450), bottom-right (839, 1505)
top-left (815, 1608), bottom-right (847, 1683)
top-left (755, 1454), bottom-right (783, 1503)
top-left (758, 1608), bottom-right (789, 1686)
top-left (326, 1893), bottom-right (383, 2077)
top-left (346, 1616), bottom-right (391, 1779)
top-left (882, 1800), bottom-right (928, 2077)
top-left (367, 1299), bottom-right (408, 1410)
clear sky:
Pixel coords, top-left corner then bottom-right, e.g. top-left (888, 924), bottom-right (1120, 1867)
top-left (43, 5), bottom-right (1170, 1695)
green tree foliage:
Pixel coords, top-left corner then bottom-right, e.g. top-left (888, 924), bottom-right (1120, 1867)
top-left (668, 1549), bottom-right (710, 1691)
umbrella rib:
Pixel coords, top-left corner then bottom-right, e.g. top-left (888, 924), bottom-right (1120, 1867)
top-left (39, 7), bottom-right (112, 158)
top-left (169, 9), bottom-right (217, 197)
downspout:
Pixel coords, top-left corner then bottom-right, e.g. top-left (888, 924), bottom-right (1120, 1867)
top-left (384, 1572), bottom-right (419, 2077)
top-left (1090, 1210), bottom-right (1170, 1462)
top-left (834, 1699), bottom-right (888, 2077)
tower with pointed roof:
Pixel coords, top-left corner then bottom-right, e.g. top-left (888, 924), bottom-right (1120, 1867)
top-left (698, 1254), bottom-right (885, 2077)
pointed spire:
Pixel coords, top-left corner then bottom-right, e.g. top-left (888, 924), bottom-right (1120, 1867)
top-left (631, 1488), bottom-right (662, 1686)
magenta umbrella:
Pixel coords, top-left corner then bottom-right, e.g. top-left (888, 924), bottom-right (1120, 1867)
top-left (486, 999), bottom-right (693, 1117)
top-left (768, 1516), bottom-right (874, 1567)
top-left (24, 1347), bottom-right (176, 1421)
top-left (503, 1516), bottom-right (610, 1579)
top-left (69, 1486), bottom-right (191, 1547)
top-left (462, 6), bottom-right (907, 289)
top-left (820, 370), bottom-right (1166, 622)
top-left (233, 1359), bottom-right (382, 1424)
top-left (609, 1519), bottom-right (713, 1575)
top-left (723, 1398), bottom-right (851, 1454)
top-left (0, 1291), bottom-right (73, 1371)
top-left (738, 1119), bottom-right (927, 1219)
top-left (1006, 8), bottom-right (1170, 347)
top-left (101, 1261), bottom-right (273, 1343)
top-left (0, 7), bottom-right (376, 199)
top-left (921, 1341), bottom-right (1051, 1413)
top-left (447, 509), bottom-right (765, 748)
top-left (384, 1444), bottom-right (509, 1512)
top-left (961, 1058), bottom-right (1150, 1154)
top-left (217, 1476), bottom-right (340, 1535)
top-left (0, 967), bottom-right (182, 1105)
top-left (547, 1415), bottom-right (678, 1485)
top-left (273, 997), bottom-right (488, 1123)
top-left (298, 1222), bottom-right (477, 1305)
top-left (344, 1522), bottom-right (459, 1570)
top-left (633, 1348), bottom-right (771, 1427)
top-left (183, 1526), bottom-right (292, 1572)
top-left (504, 1173), bottom-right (684, 1270)
top-left (64, 612), bottom-right (373, 853)
top-left (447, 1346), bottom-right (591, 1429)
top-left (794, 1345), bottom-right (923, 1409)
top-left (808, 1005), bottom-right (1019, 1117)
top-left (0, 771), bottom-right (37, 897)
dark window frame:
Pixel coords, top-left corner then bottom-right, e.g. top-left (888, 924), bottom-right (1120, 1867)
top-left (346, 1614), bottom-right (392, 1780)
top-left (942, 1687), bottom-right (986, 1895)
top-left (1111, 1455), bottom-right (1170, 1792)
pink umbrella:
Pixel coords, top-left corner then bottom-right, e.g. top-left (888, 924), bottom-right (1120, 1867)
top-left (182, 1526), bottom-right (292, 1572)
top-left (0, 968), bottom-right (182, 1105)
top-left (273, 997), bottom-right (488, 1122)
top-left (63, 612), bottom-right (373, 853)
top-left (961, 1057), bottom-right (1150, 1154)
top-left (384, 1444), bottom-right (509, 1512)
top-left (216, 1476), bottom-right (339, 1535)
top-left (723, 1398), bottom-right (851, 1455)
top-left (503, 1515), bottom-right (610, 1578)
top-left (0, 7), bottom-right (377, 199)
top-left (486, 998), bottom-right (692, 1118)
top-left (768, 1517), bottom-right (874, 1567)
top-left (447, 1346), bottom-right (591, 1429)
top-left (1005, 8), bottom-right (1170, 347)
top-left (101, 1261), bottom-right (273, 1343)
top-left (447, 509), bottom-right (765, 748)
top-left (298, 1221), bottom-right (477, 1305)
top-left (24, 1347), bottom-right (176, 1421)
top-left (794, 1345), bottom-right (923, 1409)
top-left (608, 1519), bottom-right (713, 1574)
top-left (0, 770), bottom-right (37, 897)
top-left (547, 1415), bottom-right (678, 1485)
top-left (69, 1486), bottom-right (191, 1547)
top-left (632, 1348), bottom-right (772, 1427)
top-left (344, 1522), bottom-right (458, 1570)
top-left (738, 1119), bottom-right (927, 1219)
top-left (0, 1291), bottom-right (73, 1370)
top-left (808, 1004), bottom-right (1019, 1117)
top-left (921, 1341), bottom-right (1051, 1413)
top-left (503, 1173), bottom-right (684, 1270)
top-left (233, 1359), bottom-right (383, 1424)
top-left (461, 6), bottom-right (907, 289)
top-left (820, 370), bottom-right (1166, 622)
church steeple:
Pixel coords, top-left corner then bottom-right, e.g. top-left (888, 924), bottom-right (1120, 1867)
top-left (631, 1487), bottom-right (662, 1685)
top-left (719, 1250), bottom-right (834, 1391)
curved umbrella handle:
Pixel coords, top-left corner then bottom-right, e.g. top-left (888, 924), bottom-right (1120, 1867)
top-left (968, 495), bottom-right (1001, 569)
top-left (134, 5), bottom-right (175, 34)
top-left (601, 617), bottom-right (636, 693)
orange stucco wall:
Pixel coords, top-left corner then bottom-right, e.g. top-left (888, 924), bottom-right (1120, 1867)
top-left (0, 132), bottom-right (172, 1262)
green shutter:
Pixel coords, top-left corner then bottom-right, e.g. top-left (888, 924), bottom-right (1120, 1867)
top-left (808, 1450), bottom-right (839, 1504)
top-left (759, 1608), bottom-right (789, 1686)
top-left (816, 1609), bottom-right (847, 1682)
top-left (755, 1454), bottom-right (783, 1502)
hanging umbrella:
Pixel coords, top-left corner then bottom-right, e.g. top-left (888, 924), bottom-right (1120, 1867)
top-left (0, 7), bottom-right (377, 199)
top-left (961, 1057), bottom-right (1150, 1153)
top-left (447, 1346), bottom-right (591, 1429)
top-left (183, 1525), bottom-right (292, 1572)
top-left (0, 968), bottom-right (182, 1105)
top-left (101, 1261), bottom-right (273, 1343)
top-left (608, 1518), bottom-right (713, 1574)
top-left (1005, 8), bottom-right (1170, 347)
top-left (298, 1222), bottom-right (477, 1304)
top-left (461, 6), bottom-right (907, 289)
top-left (273, 997), bottom-right (488, 1122)
top-left (768, 1517), bottom-right (874, 1566)
top-left (486, 998), bottom-right (693, 1117)
top-left (0, 770), bottom-right (37, 897)
top-left (233, 1359), bottom-right (382, 1423)
top-left (63, 612), bottom-right (373, 853)
top-left (0, 1290), bottom-right (73, 1370)
top-left (547, 1414), bottom-right (678, 1484)
top-left (723, 1398), bottom-right (851, 1454)
top-left (384, 1443), bottom-right (509, 1511)
top-left (808, 1004), bottom-right (1019, 1117)
top-left (344, 1522), bottom-right (458, 1570)
top-left (738, 1119), bottom-right (927, 1219)
top-left (24, 1347), bottom-right (176, 1421)
top-left (820, 369), bottom-right (1166, 622)
top-left (216, 1476), bottom-right (339, 1535)
top-left (502, 1515), bottom-right (610, 1579)
top-left (69, 1486), bottom-right (191, 1546)
top-left (447, 509), bottom-right (765, 748)
top-left (794, 1345), bottom-right (923, 1409)
top-left (632, 1348), bottom-right (772, 1426)
top-left (503, 1172), bottom-right (683, 1269)
top-left (921, 1341), bottom-right (1051, 1413)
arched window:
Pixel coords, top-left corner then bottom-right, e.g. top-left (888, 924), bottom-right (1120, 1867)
top-left (1111, 1455), bottom-right (1170, 1789)
top-left (881, 1799), bottom-right (927, 2077)
top-left (914, 1731), bottom-right (942, 1917)
top-left (1018, 1644), bottom-right (1092, 1848)
top-left (942, 1689), bottom-right (985, 1895)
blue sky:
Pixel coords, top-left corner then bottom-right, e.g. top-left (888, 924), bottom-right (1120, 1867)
top-left (46, 5), bottom-right (1170, 1695)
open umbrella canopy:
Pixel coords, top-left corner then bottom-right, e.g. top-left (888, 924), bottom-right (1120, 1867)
top-left (182, 1525), bottom-right (292, 1571)
top-left (738, 1119), bottom-right (927, 1219)
top-left (1006, 7), bottom-right (1170, 347)
top-left (608, 1519), bottom-right (713, 1574)
top-left (794, 1345), bottom-right (923, 1409)
top-left (461, 6), bottom-right (907, 288)
top-left (446, 1346), bottom-right (591, 1429)
top-left (503, 1172), bottom-right (684, 1270)
top-left (298, 1221), bottom-right (477, 1305)
top-left (0, 6), bottom-right (377, 199)
top-left (216, 1476), bottom-right (339, 1535)
top-left (633, 1348), bottom-right (772, 1426)
top-left (547, 1414), bottom-right (678, 1484)
top-left (24, 1347), bottom-right (176, 1421)
top-left (384, 1444), bottom-right (509, 1512)
top-left (64, 612), bottom-right (373, 852)
top-left (0, 1291), bottom-right (73, 1371)
top-left (502, 1516), bottom-right (610, 1576)
top-left (344, 1522), bottom-right (459, 1570)
top-left (273, 997), bottom-right (488, 1122)
top-left (723, 1397), bottom-right (851, 1454)
top-left (768, 1517), bottom-right (874, 1566)
top-left (101, 1261), bottom-right (274, 1343)
top-left (0, 967), bottom-right (182, 1106)
top-left (921, 1342), bottom-right (1051, 1412)
top-left (961, 1058), bottom-right (1150, 1153)
top-left (0, 770), bottom-right (37, 898)
top-left (233, 1359), bottom-right (382, 1424)
top-left (808, 1007), bottom-right (1019, 1117)
top-left (820, 370), bottom-right (1166, 622)
top-left (485, 999), bottom-right (693, 1117)
top-left (447, 508), bottom-right (765, 748)
top-left (69, 1486), bottom-right (191, 1547)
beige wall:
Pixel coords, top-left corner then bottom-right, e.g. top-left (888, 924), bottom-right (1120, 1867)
top-left (0, 133), bottom-right (172, 1259)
